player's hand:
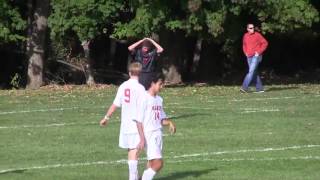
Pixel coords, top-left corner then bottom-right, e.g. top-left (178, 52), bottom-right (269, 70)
top-left (169, 122), bottom-right (176, 134)
top-left (137, 139), bottom-right (145, 150)
top-left (100, 119), bottom-right (108, 126)
top-left (254, 52), bottom-right (259, 57)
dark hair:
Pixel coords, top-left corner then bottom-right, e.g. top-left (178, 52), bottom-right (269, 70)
top-left (142, 40), bottom-right (153, 48)
top-left (146, 73), bottom-right (165, 90)
top-left (151, 73), bottom-right (165, 84)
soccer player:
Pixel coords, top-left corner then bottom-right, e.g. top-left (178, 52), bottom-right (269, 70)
top-left (137, 73), bottom-right (176, 180)
top-left (100, 62), bottom-right (146, 180)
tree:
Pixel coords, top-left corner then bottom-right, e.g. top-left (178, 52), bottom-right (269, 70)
top-left (26, 0), bottom-right (50, 89)
top-left (130, 0), bottom-right (319, 82)
top-left (0, 0), bottom-right (26, 43)
top-left (48, 0), bottom-right (123, 85)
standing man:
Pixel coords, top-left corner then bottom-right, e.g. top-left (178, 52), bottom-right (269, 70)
top-left (137, 73), bottom-right (176, 180)
top-left (100, 62), bottom-right (146, 180)
top-left (241, 23), bottom-right (268, 93)
top-left (128, 37), bottom-right (164, 90)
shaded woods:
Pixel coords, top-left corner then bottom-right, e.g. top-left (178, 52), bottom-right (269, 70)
top-left (0, 0), bottom-right (319, 89)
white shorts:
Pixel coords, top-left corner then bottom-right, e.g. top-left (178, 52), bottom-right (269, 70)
top-left (145, 130), bottom-right (163, 160)
top-left (119, 133), bottom-right (140, 149)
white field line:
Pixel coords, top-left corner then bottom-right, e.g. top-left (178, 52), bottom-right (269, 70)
top-left (167, 96), bottom-right (299, 105)
top-left (169, 106), bottom-right (281, 114)
top-left (169, 106), bottom-right (214, 110)
top-left (2, 94), bottom-right (320, 116)
top-left (0, 159), bottom-right (128, 174)
top-left (1, 94), bottom-right (318, 116)
top-left (0, 96), bottom-right (294, 115)
top-left (0, 112), bottom-right (187, 129)
top-left (0, 144), bottom-right (319, 174)
top-left (241, 108), bottom-right (280, 114)
top-left (170, 106), bottom-right (281, 113)
top-left (231, 96), bottom-right (296, 102)
top-left (167, 156), bottom-right (320, 164)
top-left (1, 155), bottom-right (319, 175)
top-left (171, 144), bottom-right (320, 159)
top-left (0, 121), bottom-right (178, 131)
top-left (0, 122), bottom-right (99, 129)
top-left (0, 107), bottom-right (80, 115)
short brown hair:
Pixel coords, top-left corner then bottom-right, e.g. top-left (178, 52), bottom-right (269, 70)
top-left (128, 62), bottom-right (142, 76)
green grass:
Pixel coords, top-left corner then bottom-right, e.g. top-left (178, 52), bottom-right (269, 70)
top-left (0, 84), bottom-right (320, 180)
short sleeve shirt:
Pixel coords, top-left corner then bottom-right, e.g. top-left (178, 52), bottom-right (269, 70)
top-left (137, 93), bottom-right (167, 132)
top-left (132, 49), bottom-right (159, 73)
top-left (113, 79), bottom-right (146, 134)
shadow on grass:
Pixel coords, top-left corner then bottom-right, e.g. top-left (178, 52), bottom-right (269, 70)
top-left (0, 169), bottom-right (25, 175)
top-left (266, 86), bottom-right (299, 92)
top-left (157, 168), bottom-right (218, 180)
top-left (169, 113), bottom-right (211, 120)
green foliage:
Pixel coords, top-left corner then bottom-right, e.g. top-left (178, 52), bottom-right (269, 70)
top-left (230, 0), bottom-right (319, 33)
top-left (48, 0), bottom-right (319, 41)
top-left (112, 3), bottom-right (167, 39)
top-left (0, 0), bottom-right (26, 43)
top-left (48, 0), bottom-right (123, 42)
top-left (205, 10), bottom-right (226, 37)
top-left (255, 0), bottom-right (319, 33)
top-left (10, 73), bottom-right (21, 89)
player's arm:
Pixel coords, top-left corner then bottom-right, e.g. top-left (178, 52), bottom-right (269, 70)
top-left (100, 104), bottom-right (117, 126)
top-left (162, 119), bottom-right (176, 134)
top-left (145, 38), bottom-right (164, 53)
top-left (128, 38), bottom-right (146, 52)
top-left (135, 121), bottom-right (145, 150)
top-left (134, 92), bottom-right (146, 150)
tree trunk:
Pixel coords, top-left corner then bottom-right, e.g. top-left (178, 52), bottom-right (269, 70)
top-left (160, 31), bottom-right (182, 85)
top-left (81, 40), bottom-right (95, 85)
top-left (26, 0), bottom-right (49, 89)
top-left (109, 38), bottom-right (117, 66)
top-left (191, 38), bottom-right (202, 73)
top-left (164, 65), bottom-right (182, 84)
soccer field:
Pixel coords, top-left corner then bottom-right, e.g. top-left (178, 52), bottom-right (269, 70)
top-left (1, 84), bottom-right (320, 180)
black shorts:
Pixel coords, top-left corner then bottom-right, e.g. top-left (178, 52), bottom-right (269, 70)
top-left (139, 72), bottom-right (155, 90)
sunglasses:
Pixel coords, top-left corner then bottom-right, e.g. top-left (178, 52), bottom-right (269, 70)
top-left (248, 27), bottom-right (254, 29)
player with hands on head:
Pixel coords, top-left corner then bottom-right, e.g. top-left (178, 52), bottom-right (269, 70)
top-left (128, 37), bottom-right (164, 90)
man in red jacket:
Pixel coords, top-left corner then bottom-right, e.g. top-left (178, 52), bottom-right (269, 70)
top-left (241, 23), bottom-right (268, 93)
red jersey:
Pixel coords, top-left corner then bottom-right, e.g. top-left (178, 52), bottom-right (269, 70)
top-left (242, 32), bottom-right (268, 57)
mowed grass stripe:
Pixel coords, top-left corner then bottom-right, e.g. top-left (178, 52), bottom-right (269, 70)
top-left (1, 85), bottom-right (320, 179)
top-left (1, 93), bottom-right (319, 115)
top-left (1, 144), bottom-right (319, 174)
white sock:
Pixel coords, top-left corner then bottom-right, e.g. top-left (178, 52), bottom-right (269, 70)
top-left (142, 168), bottom-right (156, 180)
top-left (128, 160), bottom-right (138, 180)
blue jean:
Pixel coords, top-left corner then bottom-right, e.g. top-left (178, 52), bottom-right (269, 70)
top-left (242, 55), bottom-right (263, 91)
